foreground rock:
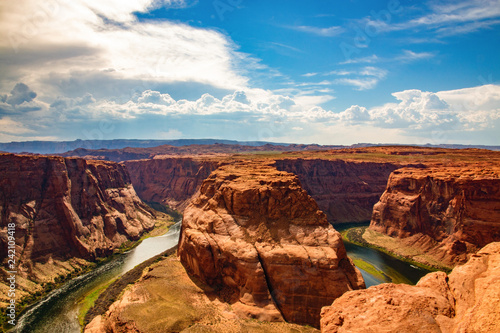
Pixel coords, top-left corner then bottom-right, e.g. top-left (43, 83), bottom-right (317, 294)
top-left (0, 153), bottom-right (156, 305)
top-left (178, 162), bottom-right (365, 328)
top-left (370, 164), bottom-right (500, 267)
top-left (320, 242), bottom-right (500, 333)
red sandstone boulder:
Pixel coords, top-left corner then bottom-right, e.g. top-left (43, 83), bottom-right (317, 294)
top-left (178, 162), bottom-right (365, 328)
top-left (320, 242), bottom-right (500, 333)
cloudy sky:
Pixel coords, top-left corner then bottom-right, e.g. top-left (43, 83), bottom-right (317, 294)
top-left (1, 0), bottom-right (499, 145)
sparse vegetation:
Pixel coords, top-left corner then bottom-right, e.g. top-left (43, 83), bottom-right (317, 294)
top-left (362, 228), bottom-right (452, 272)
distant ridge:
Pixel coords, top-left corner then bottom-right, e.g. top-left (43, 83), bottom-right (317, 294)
top-left (0, 139), bottom-right (291, 154)
top-left (0, 139), bottom-right (498, 154)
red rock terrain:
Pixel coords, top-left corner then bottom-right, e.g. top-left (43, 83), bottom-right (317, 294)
top-left (0, 153), bottom-right (156, 302)
top-left (124, 158), bottom-right (218, 211)
top-left (276, 159), bottom-right (398, 223)
top-left (178, 161), bottom-right (365, 328)
top-left (320, 241), bottom-right (500, 333)
top-left (370, 164), bottom-right (500, 266)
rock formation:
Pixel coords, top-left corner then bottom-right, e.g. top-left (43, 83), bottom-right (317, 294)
top-left (0, 154), bottom-right (156, 288)
top-left (276, 159), bottom-right (398, 223)
top-left (178, 161), bottom-right (365, 328)
top-left (320, 241), bottom-right (500, 333)
top-left (124, 158), bottom-right (218, 211)
top-left (370, 165), bottom-right (500, 266)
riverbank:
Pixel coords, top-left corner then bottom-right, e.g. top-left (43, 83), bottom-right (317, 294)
top-left (78, 217), bottom-right (177, 327)
top-left (0, 216), bottom-right (174, 332)
top-left (84, 252), bottom-right (319, 333)
top-left (362, 228), bottom-right (452, 272)
top-left (83, 246), bottom-right (178, 327)
top-left (341, 226), bottom-right (451, 273)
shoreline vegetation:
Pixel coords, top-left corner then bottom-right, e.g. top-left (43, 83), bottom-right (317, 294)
top-left (78, 217), bottom-right (175, 327)
top-left (82, 252), bottom-right (320, 333)
top-left (340, 225), bottom-right (451, 273)
top-left (82, 246), bottom-right (178, 327)
top-left (0, 214), bottom-right (174, 331)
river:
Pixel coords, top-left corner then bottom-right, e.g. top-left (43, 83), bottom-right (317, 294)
top-left (335, 223), bottom-right (431, 287)
top-left (12, 221), bottom-right (182, 333)
top-left (12, 221), bottom-right (430, 332)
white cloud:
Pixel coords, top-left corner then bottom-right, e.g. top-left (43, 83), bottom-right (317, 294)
top-left (339, 55), bottom-right (378, 65)
top-left (396, 50), bottom-right (435, 62)
top-left (361, 0), bottom-right (500, 37)
top-left (0, 0), bottom-right (250, 100)
top-left (330, 66), bottom-right (387, 90)
top-left (359, 66), bottom-right (387, 79)
top-left (0, 82), bottom-right (498, 145)
top-left (334, 78), bottom-right (380, 90)
top-left (335, 85), bottom-right (500, 133)
top-left (288, 25), bottom-right (344, 37)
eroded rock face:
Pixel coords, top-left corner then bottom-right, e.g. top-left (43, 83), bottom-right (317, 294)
top-left (124, 158), bottom-right (218, 211)
top-left (178, 162), bottom-right (365, 328)
top-left (320, 242), bottom-right (500, 333)
top-left (0, 154), bottom-right (156, 280)
top-left (370, 166), bottom-right (500, 266)
top-left (276, 159), bottom-right (398, 223)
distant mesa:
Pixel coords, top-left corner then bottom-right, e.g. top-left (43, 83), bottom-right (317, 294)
top-left (0, 138), bottom-right (499, 155)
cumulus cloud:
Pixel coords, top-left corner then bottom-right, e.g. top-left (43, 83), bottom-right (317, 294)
top-left (0, 0), bottom-right (251, 101)
top-left (335, 85), bottom-right (500, 133)
top-left (0, 82), bottom-right (44, 115)
top-left (5, 83), bottom-right (37, 105)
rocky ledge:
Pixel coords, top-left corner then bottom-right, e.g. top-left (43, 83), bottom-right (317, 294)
top-left (321, 241), bottom-right (500, 333)
top-left (178, 161), bottom-right (365, 328)
top-left (370, 164), bottom-right (500, 267)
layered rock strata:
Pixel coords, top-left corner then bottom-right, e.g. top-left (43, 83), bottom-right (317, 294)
top-left (370, 165), bottom-right (500, 266)
top-left (124, 158), bottom-right (218, 211)
top-left (178, 162), bottom-right (365, 328)
top-left (0, 154), bottom-right (156, 295)
top-left (276, 159), bottom-right (398, 223)
top-left (320, 242), bottom-right (500, 333)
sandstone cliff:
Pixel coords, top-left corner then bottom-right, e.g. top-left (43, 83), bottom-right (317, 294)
top-left (124, 158), bottom-right (218, 211)
top-left (369, 165), bottom-right (500, 266)
top-left (276, 159), bottom-right (398, 223)
top-left (0, 153), bottom-right (156, 303)
top-left (320, 241), bottom-right (500, 333)
top-left (178, 162), bottom-right (365, 328)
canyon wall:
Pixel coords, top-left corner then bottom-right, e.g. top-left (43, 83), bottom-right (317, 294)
top-left (276, 159), bottom-right (398, 223)
top-left (370, 165), bottom-right (500, 266)
top-left (0, 154), bottom-right (156, 292)
top-left (178, 162), bottom-right (365, 328)
top-left (124, 158), bottom-right (218, 211)
top-left (320, 241), bottom-right (500, 333)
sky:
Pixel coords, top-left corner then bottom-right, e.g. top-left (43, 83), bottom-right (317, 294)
top-left (0, 0), bottom-right (500, 145)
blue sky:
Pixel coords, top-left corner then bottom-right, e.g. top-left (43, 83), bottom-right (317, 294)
top-left (0, 0), bottom-right (499, 145)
